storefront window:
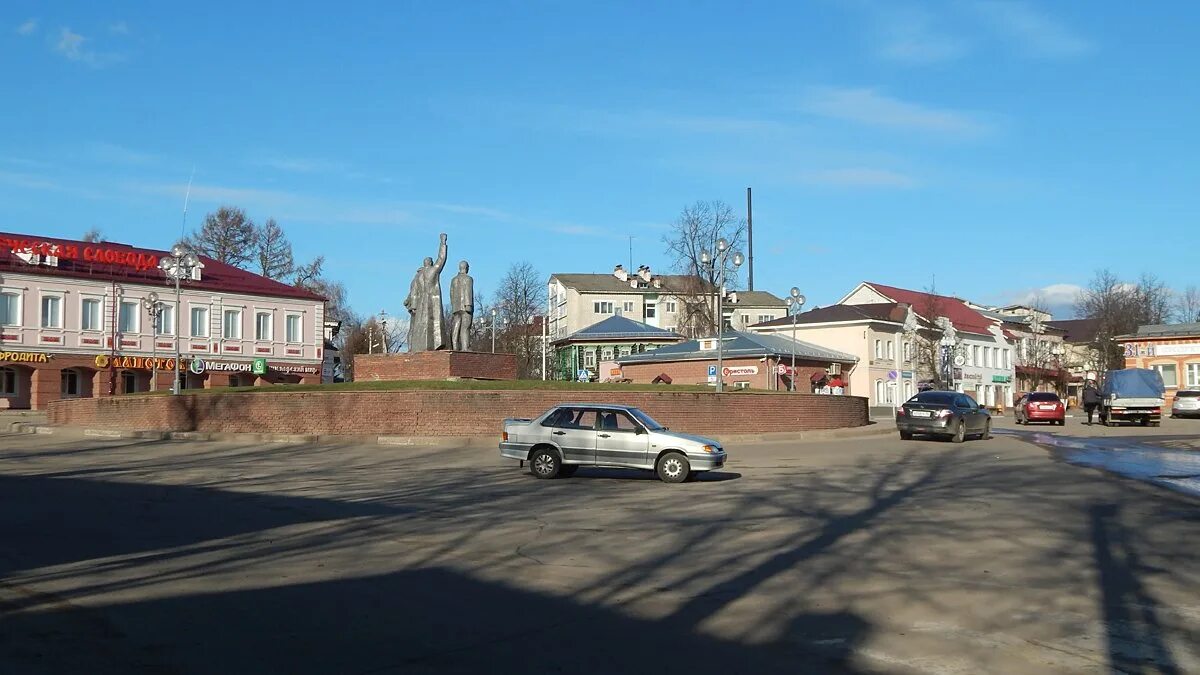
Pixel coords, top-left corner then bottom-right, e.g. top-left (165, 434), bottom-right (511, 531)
top-left (1, 367), bottom-right (16, 395)
top-left (61, 369), bottom-right (80, 397)
top-left (1152, 364), bottom-right (1178, 388)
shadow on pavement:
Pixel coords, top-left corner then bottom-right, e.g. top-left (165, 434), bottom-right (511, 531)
top-left (0, 567), bottom-right (874, 674)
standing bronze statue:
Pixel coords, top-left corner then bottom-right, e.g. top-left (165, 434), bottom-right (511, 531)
top-left (404, 233), bottom-right (449, 352)
top-left (449, 260), bottom-right (474, 351)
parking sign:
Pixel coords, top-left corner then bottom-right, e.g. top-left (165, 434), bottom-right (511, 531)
top-left (708, 365), bottom-right (718, 377)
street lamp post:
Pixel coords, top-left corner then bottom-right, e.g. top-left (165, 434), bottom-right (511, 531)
top-left (379, 310), bottom-right (389, 354)
top-left (491, 308), bottom-right (500, 354)
top-left (784, 288), bottom-right (805, 392)
top-left (141, 292), bottom-right (164, 391)
top-left (699, 238), bottom-right (744, 393)
top-left (157, 244), bottom-right (199, 395)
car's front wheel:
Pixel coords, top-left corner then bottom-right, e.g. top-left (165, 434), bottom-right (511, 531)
top-left (981, 420), bottom-right (992, 440)
top-left (951, 420), bottom-right (966, 443)
top-left (530, 447), bottom-right (561, 479)
top-left (656, 452), bottom-right (690, 484)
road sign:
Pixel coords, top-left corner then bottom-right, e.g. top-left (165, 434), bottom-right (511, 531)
top-left (577, 369), bottom-right (590, 382)
top-left (887, 370), bottom-right (898, 380)
top-left (707, 375), bottom-right (718, 383)
top-left (901, 370), bottom-right (913, 378)
top-left (708, 365), bottom-right (718, 377)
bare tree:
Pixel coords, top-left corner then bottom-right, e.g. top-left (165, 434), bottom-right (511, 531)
top-left (82, 228), bottom-right (105, 243)
top-left (492, 261), bottom-right (547, 378)
top-left (660, 200), bottom-right (746, 338)
top-left (190, 206), bottom-right (257, 267)
top-left (1175, 285), bottom-right (1200, 323)
top-left (906, 283), bottom-right (963, 392)
top-left (254, 218), bottom-right (295, 280)
top-left (1013, 296), bottom-right (1058, 393)
top-left (1075, 269), bottom-right (1176, 374)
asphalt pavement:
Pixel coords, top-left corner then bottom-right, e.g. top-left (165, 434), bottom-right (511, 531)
top-left (1, 419), bottom-right (1198, 674)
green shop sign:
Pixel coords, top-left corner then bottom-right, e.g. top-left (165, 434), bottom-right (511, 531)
top-left (252, 358), bottom-right (268, 376)
top-left (992, 375), bottom-right (1011, 383)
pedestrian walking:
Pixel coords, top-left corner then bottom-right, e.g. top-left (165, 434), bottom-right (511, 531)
top-left (1082, 381), bottom-right (1102, 425)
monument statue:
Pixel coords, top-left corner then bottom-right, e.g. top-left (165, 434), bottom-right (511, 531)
top-left (404, 233), bottom-right (449, 352)
top-left (449, 260), bottom-right (474, 351)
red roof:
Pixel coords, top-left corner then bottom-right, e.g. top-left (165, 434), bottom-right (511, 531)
top-left (0, 231), bottom-right (325, 302)
top-left (862, 282), bottom-right (997, 336)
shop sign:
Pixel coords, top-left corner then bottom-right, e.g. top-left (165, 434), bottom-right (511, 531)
top-left (0, 351), bottom-right (51, 364)
top-left (777, 364), bottom-right (794, 376)
top-left (992, 375), bottom-right (1012, 383)
top-left (269, 363), bottom-right (320, 375)
top-left (252, 358), bottom-right (268, 376)
top-left (1153, 343), bottom-right (1200, 357)
top-left (2, 237), bottom-right (161, 271)
top-left (94, 355), bottom-right (177, 370)
top-left (962, 372), bottom-right (983, 381)
top-left (722, 365), bottom-right (758, 377)
top-left (189, 358), bottom-right (206, 375)
top-left (203, 360), bottom-right (254, 373)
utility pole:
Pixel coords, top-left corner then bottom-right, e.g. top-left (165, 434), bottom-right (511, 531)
top-left (746, 187), bottom-right (754, 291)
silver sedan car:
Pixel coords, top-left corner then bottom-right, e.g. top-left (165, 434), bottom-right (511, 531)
top-left (500, 404), bottom-right (727, 483)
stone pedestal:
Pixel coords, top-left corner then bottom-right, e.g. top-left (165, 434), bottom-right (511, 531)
top-left (354, 351), bottom-right (518, 381)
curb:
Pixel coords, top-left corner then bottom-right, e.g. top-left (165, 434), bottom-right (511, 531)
top-left (12, 422), bottom-right (893, 447)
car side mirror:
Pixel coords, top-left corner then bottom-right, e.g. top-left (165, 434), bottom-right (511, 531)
top-left (634, 426), bottom-right (645, 435)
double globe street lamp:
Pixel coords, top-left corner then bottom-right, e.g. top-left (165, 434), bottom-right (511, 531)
top-left (141, 292), bottom-right (165, 391)
top-left (158, 243), bottom-right (200, 395)
top-left (699, 237), bottom-right (743, 393)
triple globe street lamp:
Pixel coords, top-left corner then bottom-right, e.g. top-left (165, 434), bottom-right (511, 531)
top-left (158, 243), bottom-right (200, 395)
top-left (784, 287), bottom-right (806, 392)
top-left (699, 237), bottom-right (743, 393)
top-left (141, 292), bottom-right (165, 391)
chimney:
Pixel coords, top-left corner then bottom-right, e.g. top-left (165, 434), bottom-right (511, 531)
top-left (613, 265), bottom-right (628, 282)
top-left (638, 265), bottom-right (652, 283)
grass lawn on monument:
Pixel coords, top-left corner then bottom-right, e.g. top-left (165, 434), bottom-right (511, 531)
top-left (141, 379), bottom-right (787, 395)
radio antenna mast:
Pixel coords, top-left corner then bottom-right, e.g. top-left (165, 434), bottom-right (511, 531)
top-left (180, 166), bottom-right (195, 239)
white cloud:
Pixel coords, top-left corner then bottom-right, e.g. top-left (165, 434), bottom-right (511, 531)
top-left (800, 87), bottom-right (989, 137)
top-left (0, 170), bottom-right (61, 191)
top-left (109, 21), bottom-right (130, 35)
top-left (251, 155), bottom-right (347, 174)
top-left (87, 141), bottom-right (158, 165)
top-left (1010, 283), bottom-right (1085, 308)
top-left (555, 105), bottom-right (788, 137)
top-left (798, 167), bottom-right (918, 188)
top-left (54, 27), bottom-right (123, 67)
top-left (971, 1), bottom-right (1092, 58)
top-left (17, 18), bottom-right (37, 35)
top-left (875, 8), bottom-right (968, 64)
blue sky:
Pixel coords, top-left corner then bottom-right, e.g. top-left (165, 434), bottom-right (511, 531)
top-left (3, 1), bottom-right (1197, 319)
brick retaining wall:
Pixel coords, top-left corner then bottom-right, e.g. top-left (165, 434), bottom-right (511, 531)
top-left (48, 390), bottom-right (868, 436)
top-left (354, 351), bottom-right (517, 381)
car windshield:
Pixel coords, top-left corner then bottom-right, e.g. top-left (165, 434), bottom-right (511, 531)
top-left (628, 408), bottom-right (664, 431)
top-left (1028, 393), bottom-right (1060, 402)
top-left (910, 391), bottom-right (954, 405)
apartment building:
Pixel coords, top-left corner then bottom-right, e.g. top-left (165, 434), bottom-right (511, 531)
top-left (0, 232), bottom-right (326, 410)
top-left (547, 265), bottom-right (785, 340)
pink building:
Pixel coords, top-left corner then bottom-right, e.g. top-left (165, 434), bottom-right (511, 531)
top-left (1, 232), bottom-right (326, 410)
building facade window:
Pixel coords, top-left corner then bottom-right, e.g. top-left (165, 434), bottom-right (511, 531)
top-left (285, 314), bottom-right (302, 343)
top-left (158, 305), bottom-right (175, 335)
top-left (1186, 362), bottom-right (1200, 388)
top-left (583, 349), bottom-right (596, 367)
top-left (81, 298), bottom-right (102, 331)
top-left (191, 307), bottom-right (209, 338)
top-left (0, 292), bottom-right (20, 326)
top-left (60, 369), bottom-right (80, 397)
top-left (875, 379), bottom-right (885, 404)
top-left (1003, 349), bottom-right (1010, 369)
top-left (41, 295), bottom-right (62, 329)
top-left (118, 301), bottom-right (139, 333)
top-left (593, 301), bottom-right (613, 314)
top-left (972, 345), bottom-right (980, 367)
top-left (903, 341), bottom-right (912, 362)
top-left (255, 311), bottom-right (272, 341)
top-left (757, 314), bottom-right (772, 324)
top-left (874, 340), bottom-right (882, 359)
top-left (601, 346), bottom-right (613, 360)
top-left (645, 302), bottom-right (657, 319)
top-left (223, 309), bottom-right (242, 339)
top-left (0, 367), bottom-right (16, 395)
top-left (1152, 363), bottom-right (1178, 388)
top-left (665, 300), bottom-right (677, 313)
top-left (622, 301), bottom-right (634, 314)
top-left (886, 341), bottom-right (895, 359)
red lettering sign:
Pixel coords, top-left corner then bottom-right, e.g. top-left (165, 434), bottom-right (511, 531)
top-left (3, 238), bottom-right (161, 271)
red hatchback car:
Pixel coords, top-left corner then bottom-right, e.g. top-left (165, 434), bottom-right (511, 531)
top-left (1015, 392), bottom-right (1066, 425)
